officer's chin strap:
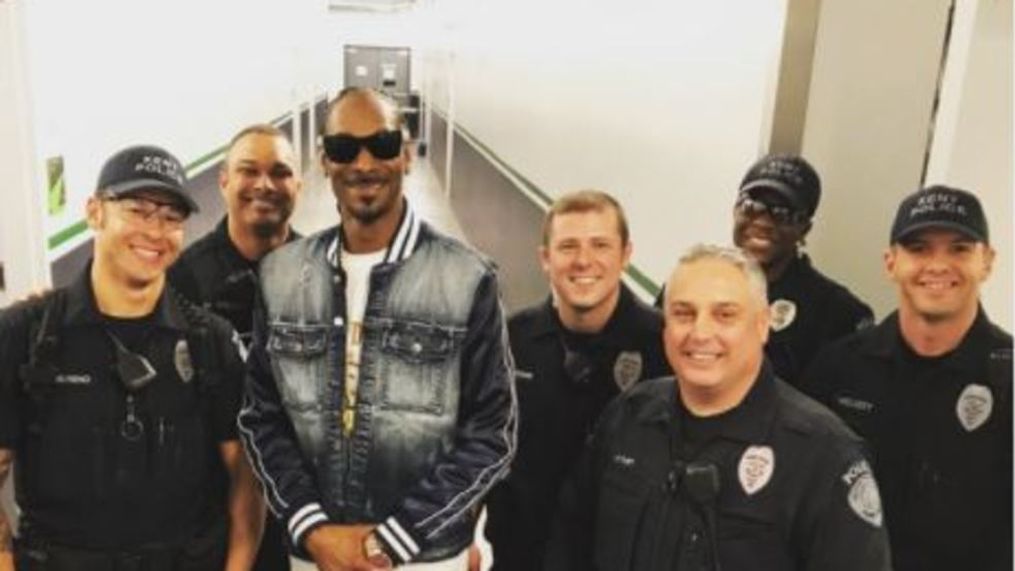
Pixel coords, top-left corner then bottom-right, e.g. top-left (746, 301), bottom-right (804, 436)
top-left (683, 462), bottom-right (722, 571)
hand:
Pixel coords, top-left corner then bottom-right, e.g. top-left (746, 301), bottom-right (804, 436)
top-left (467, 544), bottom-right (482, 571)
top-left (304, 524), bottom-right (375, 571)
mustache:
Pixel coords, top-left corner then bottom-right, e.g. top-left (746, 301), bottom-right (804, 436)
top-left (339, 170), bottom-right (389, 186)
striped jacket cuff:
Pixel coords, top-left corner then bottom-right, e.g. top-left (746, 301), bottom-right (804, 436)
top-left (288, 502), bottom-right (330, 548)
top-left (375, 516), bottom-right (422, 565)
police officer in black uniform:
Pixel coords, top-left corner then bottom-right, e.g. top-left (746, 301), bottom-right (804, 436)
top-left (547, 244), bottom-right (891, 571)
top-left (0, 145), bottom-right (263, 571)
top-left (656, 155), bottom-right (873, 386)
top-left (168, 124), bottom-right (302, 571)
top-left (484, 191), bottom-right (669, 571)
top-left (804, 186), bottom-right (1011, 571)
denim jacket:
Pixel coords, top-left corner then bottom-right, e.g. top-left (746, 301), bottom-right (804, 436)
top-left (238, 204), bottom-right (517, 564)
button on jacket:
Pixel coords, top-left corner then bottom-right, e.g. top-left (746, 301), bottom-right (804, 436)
top-left (237, 205), bottom-right (517, 565)
top-left (484, 284), bottom-right (669, 571)
top-left (765, 254), bottom-right (873, 386)
top-left (546, 367), bottom-right (892, 571)
top-left (0, 267), bottom-right (244, 549)
top-left (804, 309), bottom-right (1012, 571)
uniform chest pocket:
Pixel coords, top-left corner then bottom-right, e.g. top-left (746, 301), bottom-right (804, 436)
top-left (716, 508), bottom-right (789, 569)
top-left (594, 466), bottom-right (653, 571)
top-left (267, 322), bottom-right (330, 410)
top-left (377, 320), bottom-right (464, 414)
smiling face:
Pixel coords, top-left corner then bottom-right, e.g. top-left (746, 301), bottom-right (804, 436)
top-left (322, 91), bottom-right (409, 228)
top-left (220, 131), bottom-right (301, 239)
top-left (540, 207), bottom-right (631, 331)
top-left (88, 189), bottom-right (186, 290)
top-left (732, 189), bottom-right (810, 274)
top-left (663, 256), bottom-right (770, 413)
top-left (886, 228), bottom-right (994, 324)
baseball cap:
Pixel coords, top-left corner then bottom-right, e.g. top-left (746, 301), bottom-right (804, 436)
top-left (738, 154), bottom-right (821, 218)
top-left (95, 145), bottom-right (198, 213)
top-left (890, 185), bottom-right (988, 244)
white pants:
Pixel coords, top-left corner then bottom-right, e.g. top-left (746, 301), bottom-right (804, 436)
top-left (290, 549), bottom-right (468, 570)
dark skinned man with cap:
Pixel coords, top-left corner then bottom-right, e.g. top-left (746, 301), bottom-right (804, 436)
top-left (169, 124), bottom-right (303, 571)
top-left (804, 185), bottom-right (1012, 571)
top-left (0, 145), bottom-right (263, 571)
top-left (731, 154), bottom-right (873, 385)
top-left (656, 155), bottom-right (872, 386)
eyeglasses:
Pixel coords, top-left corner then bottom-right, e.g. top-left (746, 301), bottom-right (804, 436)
top-left (322, 130), bottom-right (403, 163)
top-left (735, 195), bottom-right (807, 226)
top-left (103, 195), bottom-right (188, 229)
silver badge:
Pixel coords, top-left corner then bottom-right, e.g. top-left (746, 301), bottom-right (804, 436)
top-left (174, 339), bottom-right (194, 383)
top-left (769, 299), bottom-right (797, 332)
top-left (613, 351), bottom-right (643, 392)
top-left (738, 445), bottom-right (775, 495)
top-left (842, 459), bottom-right (883, 527)
top-left (956, 384), bottom-right (993, 432)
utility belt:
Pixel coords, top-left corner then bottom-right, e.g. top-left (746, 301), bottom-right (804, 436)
top-left (13, 518), bottom-right (227, 571)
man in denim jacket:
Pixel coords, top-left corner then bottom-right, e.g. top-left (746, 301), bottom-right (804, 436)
top-left (238, 88), bottom-right (517, 571)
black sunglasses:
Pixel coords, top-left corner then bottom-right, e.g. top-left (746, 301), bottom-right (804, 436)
top-left (735, 195), bottom-right (808, 226)
top-left (322, 130), bottom-right (403, 163)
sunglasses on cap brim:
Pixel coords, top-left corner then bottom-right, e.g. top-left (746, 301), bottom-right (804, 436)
top-left (735, 194), bottom-right (808, 226)
top-left (322, 130), bottom-right (403, 163)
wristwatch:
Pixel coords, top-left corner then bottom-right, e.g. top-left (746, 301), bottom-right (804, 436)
top-left (364, 531), bottom-right (394, 568)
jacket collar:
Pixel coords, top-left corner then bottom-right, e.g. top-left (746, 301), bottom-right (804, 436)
top-left (862, 307), bottom-right (998, 373)
top-left (637, 363), bottom-right (779, 444)
top-left (326, 199), bottom-right (421, 268)
top-left (63, 261), bottom-right (190, 331)
top-left (528, 283), bottom-right (643, 342)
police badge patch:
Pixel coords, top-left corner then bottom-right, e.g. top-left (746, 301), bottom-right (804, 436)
top-left (769, 299), bottom-right (797, 332)
top-left (613, 351), bottom-right (643, 392)
top-left (842, 459), bottom-right (883, 527)
top-left (174, 339), bottom-right (194, 383)
top-left (738, 445), bottom-right (775, 495)
top-left (956, 384), bottom-right (993, 432)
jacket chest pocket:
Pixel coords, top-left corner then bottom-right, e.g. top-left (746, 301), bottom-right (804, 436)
top-left (593, 466), bottom-right (653, 571)
top-left (376, 320), bottom-right (464, 414)
top-left (715, 506), bottom-right (789, 569)
top-left (267, 322), bottom-right (330, 411)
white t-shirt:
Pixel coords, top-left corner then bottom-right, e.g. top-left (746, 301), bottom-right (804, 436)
top-left (341, 248), bottom-right (386, 435)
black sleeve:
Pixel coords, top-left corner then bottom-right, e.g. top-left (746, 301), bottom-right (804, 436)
top-left (799, 343), bottom-right (843, 404)
top-left (167, 258), bottom-right (203, 305)
top-left (824, 290), bottom-right (874, 342)
top-left (799, 441), bottom-right (892, 571)
top-left (0, 304), bottom-right (33, 448)
top-left (209, 319), bottom-right (246, 442)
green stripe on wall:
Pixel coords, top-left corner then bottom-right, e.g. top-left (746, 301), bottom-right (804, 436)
top-left (48, 219), bottom-right (89, 250)
top-left (434, 108), bottom-right (661, 297)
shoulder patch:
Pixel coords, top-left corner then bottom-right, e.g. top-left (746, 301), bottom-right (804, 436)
top-left (842, 459), bottom-right (882, 527)
top-left (613, 351), bottom-right (643, 392)
top-left (174, 339), bottom-right (194, 383)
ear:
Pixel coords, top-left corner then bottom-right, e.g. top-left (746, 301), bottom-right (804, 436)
top-left (85, 196), bottom-right (103, 230)
top-left (883, 247), bottom-right (897, 279)
top-left (401, 137), bottom-right (413, 175)
top-left (621, 240), bottom-right (633, 267)
top-left (539, 245), bottom-right (551, 274)
top-left (218, 166), bottom-right (229, 197)
top-left (757, 300), bottom-right (772, 344)
top-left (980, 244), bottom-right (996, 281)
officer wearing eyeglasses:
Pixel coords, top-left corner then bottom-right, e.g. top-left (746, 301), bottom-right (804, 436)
top-left (0, 145), bottom-right (263, 571)
top-left (731, 154), bottom-right (873, 385)
top-left (168, 124), bottom-right (303, 571)
top-left (483, 190), bottom-right (669, 571)
top-left (546, 244), bottom-right (891, 571)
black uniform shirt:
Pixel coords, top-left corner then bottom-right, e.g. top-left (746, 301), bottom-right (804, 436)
top-left (168, 217), bottom-right (300, 346)
top-left (764, 254), bottom-right (873, 386)
top-left (0, 266), bottom-right (245, 550)
top-left (804, 309), bottom-right (1013, 571)
top-left (484, 284), bottom-right (669, 571)
top-left (546, 366), bottom-right (892, 571)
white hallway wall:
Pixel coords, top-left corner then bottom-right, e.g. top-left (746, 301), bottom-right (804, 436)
top-left (10, 0), bottom-right (429, 285)
top-left (426, 0), bottom-right (789, 290)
